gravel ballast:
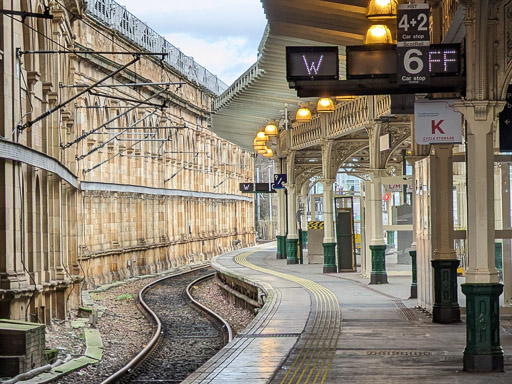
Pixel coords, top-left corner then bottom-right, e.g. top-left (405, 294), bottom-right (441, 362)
top-left (44, 273), bottom-right (254, 383)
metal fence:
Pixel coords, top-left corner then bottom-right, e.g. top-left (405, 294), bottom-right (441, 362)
top-left (86, 0), bottom-right (228, 95)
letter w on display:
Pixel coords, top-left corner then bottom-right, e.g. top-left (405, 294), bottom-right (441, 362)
top-left (302, 55), bottom-right (324, 75)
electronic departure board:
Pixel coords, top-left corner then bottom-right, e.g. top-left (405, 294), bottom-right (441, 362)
top-left (346, 43), bottom-right (463, 79)
top-left (286, 46), bottom-right (339, 81)
top-left (428, 44), bottom-right (462, 76)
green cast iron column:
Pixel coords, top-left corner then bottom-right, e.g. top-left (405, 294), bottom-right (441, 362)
top-left (432, 259), bottom-right (460, 323)
top-left (286, 238), bottom-right (299, 264)
top-left (323, 242), bottom-right (337, 273)
top-left (276, 188), bottom-right (287, 260)
top-left (369, 244), bottom-right (388, 284)
top-left (462, 283), bottom-right (504, 372)
top-left (276, 235), bottom-right (287, 259)
top-left (302, 230), bottom-right (308, 248)
top-left (409, 249), bottom-right (417, 299)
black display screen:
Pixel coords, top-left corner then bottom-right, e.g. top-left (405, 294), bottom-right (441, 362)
top-left (346, 43), bottom-right (462, 79)
top-left (428, 44), bottom-right (462, 76)
top-left (286, 46), bottom-right (339, 81)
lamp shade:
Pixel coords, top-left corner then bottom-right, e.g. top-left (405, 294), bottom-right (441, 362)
top-left (366, 0), bottom-right (397, 20)
top-left (296, 107), bottom-right (312, 122)
top-left (257, 146), bottom-right (268, 154)
top-left (365, 24), bottom-right (393, 44)
top-left (254, 137), bottom-right (267, 150)
top-left (317, 97), bottom-right (335, 113)
top-left (264, 123), bottom-right (278, 136)
top-left (256, 131), bottom-right (269, 141)
top-left (263, 148), bottom-right (274, 157)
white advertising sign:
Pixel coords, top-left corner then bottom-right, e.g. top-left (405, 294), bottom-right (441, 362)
top-left (380, 133), bottom-right (391, 151)
top-left (414, 100), bottom-right (462, 144)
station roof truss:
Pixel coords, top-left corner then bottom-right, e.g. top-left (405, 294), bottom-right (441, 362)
top-left (210, 0), bottom-right (425, 187)
top-left (211, 0), bottom-right (370, 151)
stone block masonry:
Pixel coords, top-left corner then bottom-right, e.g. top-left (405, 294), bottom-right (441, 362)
top-left (0, 320), bottom-right (45, 377)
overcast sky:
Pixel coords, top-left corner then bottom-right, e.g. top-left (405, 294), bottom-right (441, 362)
top-left (116, 0), bottom-right (268, 85)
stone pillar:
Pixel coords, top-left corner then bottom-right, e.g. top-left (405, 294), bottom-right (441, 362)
top-left (366, 120), bottom-right (387, 284)
top-left (276, 188), bottom-right (287, 259)
top-left (285, 183), bottom-right (299, 264)
top-left (321, 179), bottom-right (336, 273)
top-left (368, 170), bottom-right (388, 284)
top-left (408, 116), bottom-right (429, 299)
top-left (457, 101), bottom-right (504, 372)
top-left (430, 145), bottom-right (460, 323)
top-left (0, 161), bottom-right (26, 291)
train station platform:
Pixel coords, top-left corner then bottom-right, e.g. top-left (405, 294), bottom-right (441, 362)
top-left (183, 242), bottom-right (512, 384)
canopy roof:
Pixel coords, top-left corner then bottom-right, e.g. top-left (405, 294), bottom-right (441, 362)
top-left (212, 0), bottom-right (370, 151)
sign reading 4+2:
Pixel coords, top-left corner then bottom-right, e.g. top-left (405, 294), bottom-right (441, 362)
top-left (396, 4), bottom-right (430, 85)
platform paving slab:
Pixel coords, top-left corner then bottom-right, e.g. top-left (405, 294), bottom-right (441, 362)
top-left (190, 242), bottom-right (512, 384)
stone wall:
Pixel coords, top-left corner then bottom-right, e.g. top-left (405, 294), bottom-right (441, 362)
top-left (0, 0), bottom-right (255, 323)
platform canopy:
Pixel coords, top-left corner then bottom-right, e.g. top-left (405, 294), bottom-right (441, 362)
top-left (211, 0), bottom-right (370, 151)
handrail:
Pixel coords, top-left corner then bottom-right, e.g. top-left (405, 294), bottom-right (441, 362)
top-left (85, 0), bottom-right (228, 95)
top-left (290, 95), bottom-right (392, 150)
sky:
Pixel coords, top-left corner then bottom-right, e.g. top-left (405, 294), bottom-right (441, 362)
top-left (116, 0), bottom-right (268, 85)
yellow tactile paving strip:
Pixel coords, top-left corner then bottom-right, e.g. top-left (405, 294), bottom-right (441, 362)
top-left (235, 251), bottom-right (342, 384)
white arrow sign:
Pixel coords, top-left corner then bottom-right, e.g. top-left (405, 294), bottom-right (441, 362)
top-left (414, 99), bottom-right (462, 144)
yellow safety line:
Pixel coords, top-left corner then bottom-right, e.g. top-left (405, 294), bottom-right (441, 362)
top-left (234, 252), bottom-right (342, 384)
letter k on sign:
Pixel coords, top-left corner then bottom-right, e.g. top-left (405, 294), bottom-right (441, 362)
top-left (431, 119), bottom-right (445, 134)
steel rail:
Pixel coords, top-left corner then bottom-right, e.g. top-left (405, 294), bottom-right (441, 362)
top-left (186, 273), bottom-right (234, 343)
top-left (100, 265), bottom-right (210, 384)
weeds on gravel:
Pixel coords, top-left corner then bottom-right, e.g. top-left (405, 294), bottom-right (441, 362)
top-left (116, 294), bottom-right (134, 301)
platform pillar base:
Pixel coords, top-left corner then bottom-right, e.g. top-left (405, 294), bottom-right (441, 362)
top-left (276, 235), bottom-right (287, 259)
top-left (462, 283), bottom-right (504, 372)
top-left (369, 245), bottom-right (388, 284)
top-left (432, 259), bottom-right (460, 323)
top-left (286, 238), bottom-right (299, 264)
top-left (323, 242), bottom-right (336, 273)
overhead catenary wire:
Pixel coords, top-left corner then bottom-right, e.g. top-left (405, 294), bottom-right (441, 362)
top-left (76, 110), bottom-right (157, 161)
top-left (21, 50), bottom-right (168, 57)
top-left (86, 90), bottom-right (167, 108)
top-left (164, 153), bottom-right (199, 183)
top-left (7, 10), bottom-right (182, 134)
top-left (53, 0), bottom-right (210, 94)
top-left (60, 81), bottom-right (184, 88)
top-left (82, 133), bottom-right (151, 174)
top-left (18, 55), bottom-right (141, 132)
top-left (62, 86), bottom-right (168, 149)
top-left (0, 6), bottom-right (53, 20)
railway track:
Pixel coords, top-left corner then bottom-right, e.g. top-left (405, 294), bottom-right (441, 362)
top-left (103, 266), bottom-right (232, 384)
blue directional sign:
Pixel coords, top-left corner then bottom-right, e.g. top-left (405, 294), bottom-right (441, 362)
top-left (273, 174), bottom-right (287, 189)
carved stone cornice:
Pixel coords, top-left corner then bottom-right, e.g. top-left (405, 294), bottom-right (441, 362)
top-left (26, 71), bottom-right (41, 88)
